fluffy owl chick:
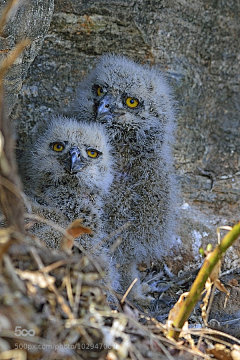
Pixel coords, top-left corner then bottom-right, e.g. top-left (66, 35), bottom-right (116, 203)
top-left (20, 115), bottom-right (117, 286)
top-left (73, 54), bottom-right (179, 305)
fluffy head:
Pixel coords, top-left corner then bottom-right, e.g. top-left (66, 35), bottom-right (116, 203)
top-left (74, 53), bottom-right (176, 145)
top-left (26, 116), bottom-right (113, 194)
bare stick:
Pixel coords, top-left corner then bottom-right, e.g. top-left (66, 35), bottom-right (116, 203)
top-left (0, 0), bottom-right (19, 35)
top-left (121, 278), bottom-right (138, 304)
top-left (0, 39), bottom-right (30, 83)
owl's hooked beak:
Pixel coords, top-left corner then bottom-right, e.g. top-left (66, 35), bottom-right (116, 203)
top-left (97, 94), bottom-right (115, 123)
top-left (64, 147), bottom-right (85, 174)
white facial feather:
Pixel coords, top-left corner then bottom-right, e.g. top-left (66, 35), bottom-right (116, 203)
top-left (26, 116), bottom-right (113, 195)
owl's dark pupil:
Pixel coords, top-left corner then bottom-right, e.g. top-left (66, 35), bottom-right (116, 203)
top-left (91, 151), bottom-right (95, 155)
top-left (57, 144), bottom-right (61, 149)
top-left (130, 99), bottom-right (134, 104)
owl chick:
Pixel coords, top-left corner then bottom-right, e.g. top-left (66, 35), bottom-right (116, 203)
top-left (72, 54), bottom-right (179, 305)
top-left (19, 115), bottom-right (117, 287)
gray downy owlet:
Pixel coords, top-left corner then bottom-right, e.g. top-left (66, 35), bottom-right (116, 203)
top-left (72, 54), bottom-right (179, 306)
top-left (19, 115), bottom-right (119, 289)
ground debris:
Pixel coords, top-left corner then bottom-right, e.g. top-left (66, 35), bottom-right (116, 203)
top-left (1, 239), bottom-right (240, 360)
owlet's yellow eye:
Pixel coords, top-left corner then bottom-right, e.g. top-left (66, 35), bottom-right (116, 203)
top-left (126, 97), bottom-right (139, 108)
top-left (53, 143), bottom-right (65, 152)
top-left (97, 86), bottom-right (104, 96)
top-left (87, 149), bottom-right (99, 158)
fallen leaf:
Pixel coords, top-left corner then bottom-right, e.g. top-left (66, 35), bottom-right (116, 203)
top-left (214, 279), bottom-right (230, 307)
top-left (166, 292), bottom-right (189, 333)
top-left (207, 343), bottom-right (232, 360)
top-left (228, 278), bottom-right (238, 287)
top-left (60, 218), bottom-right (92, 253)
top-left (209, 258), bottom-right (221, 283)
top-left (201, 277), bottom-right (212, 325)
top-left (138, 263), bottom-right (147, 272)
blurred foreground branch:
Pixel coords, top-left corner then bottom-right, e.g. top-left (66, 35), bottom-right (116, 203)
top-left (0, 85), bottom-right (25, 232)
top-left (0, 1), bottom-right (30, 244)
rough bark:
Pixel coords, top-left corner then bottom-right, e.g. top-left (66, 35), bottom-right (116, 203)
top-left (0, 0), bottom-right (54, 115)
top-left (0, 85), bottom-right (25, 232)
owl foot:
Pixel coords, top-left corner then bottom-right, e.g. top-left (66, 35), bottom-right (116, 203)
top-left (133, 294), bottom-right (155, 309)
top-left (130, 282), bottom-right (155, 309)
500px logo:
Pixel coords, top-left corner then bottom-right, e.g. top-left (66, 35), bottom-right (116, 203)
top-left (14, 326), bottom-right (35, 337)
